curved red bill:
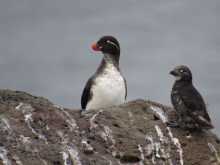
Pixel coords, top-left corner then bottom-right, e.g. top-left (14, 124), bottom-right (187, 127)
top-left (92, 43), bottom-right (101, 51)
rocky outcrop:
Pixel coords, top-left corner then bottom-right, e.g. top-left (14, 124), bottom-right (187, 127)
top-left (0, 90), bottom-right (219, 165)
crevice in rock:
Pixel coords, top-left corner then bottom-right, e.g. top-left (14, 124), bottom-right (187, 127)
top-left (182, 143), bottom-right (187, 147)
top-left (154, 115), bottom-right (160, 121)
top-left (52, 161), bottom-right (62, 165)
top-left (113, 122), bottom-right (120, 128)
top-left (120, 155), bottom-right (140, 163)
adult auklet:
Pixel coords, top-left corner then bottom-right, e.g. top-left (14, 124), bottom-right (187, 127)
top-left (167, 65), bottom-right (214, 130)
top-left (81, 36), bottom-right (127, 110)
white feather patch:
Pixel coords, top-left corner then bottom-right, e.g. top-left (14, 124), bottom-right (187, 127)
top-left (86, 63), bottom-right (125, 110)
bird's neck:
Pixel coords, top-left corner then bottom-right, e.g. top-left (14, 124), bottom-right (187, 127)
top-left (173, 80), bottom-right (193, 88)
top-left (104, 53), bottom-right (119, 64)
top-left (99, 53), bottom-right (119, 69)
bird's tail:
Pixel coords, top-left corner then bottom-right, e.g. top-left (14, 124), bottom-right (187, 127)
top-left (197, 116), bottom-right (214, 130)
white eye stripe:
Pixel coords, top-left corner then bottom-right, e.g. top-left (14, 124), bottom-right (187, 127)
top-left (107, 40), bottom-right (120, 50)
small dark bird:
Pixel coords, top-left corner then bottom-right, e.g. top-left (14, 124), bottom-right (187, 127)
top-left (81, 36), bottom-right (127, 110)
top-left (167, 65), bottom-right (214, 130)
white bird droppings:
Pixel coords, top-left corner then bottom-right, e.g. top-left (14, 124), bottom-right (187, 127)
top-left (138, 144), bottom-right (145, 160)
top-left (12, 155), bottom-right (23, 165)
top-left (208, 142), bottom-right (220, 163)
top-left (57, 131), bottom-right (82, 165)
top-left (145, 134), bottom-right (156, 164)
top-left (55, 109), bottom-right (79, 132)
top-left (89, 110), bottom-right (103, 130)
top-left (16, 103), bottom-right (48, 144)
top-left (150, 106), bottom-right (183, 165)
top-left (61, 152), bottom-right (69, 165)
top-left (67, 147), bottom-right (82, 165)
top-left (0, 147), bottom-right (11, 165)
top-left (150, 106), bottom-right (167, 123)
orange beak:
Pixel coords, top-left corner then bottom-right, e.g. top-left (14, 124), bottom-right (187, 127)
top-left (92, 43), bottom-right (101, 51)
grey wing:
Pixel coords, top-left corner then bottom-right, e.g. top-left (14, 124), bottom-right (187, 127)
top-left (81, 88), bottom-right (90, 109)
top-left (124, 77), bottom-right (127, 100)
top-left (81, 77), bottom-right (93, 109)
top-left (179, 86), bottom-right (213, 128)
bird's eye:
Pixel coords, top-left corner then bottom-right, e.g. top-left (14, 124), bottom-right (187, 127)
top-left (180, 69), bottom-right (183, 72)
top-left (107, 40), bottom-right (110, 43)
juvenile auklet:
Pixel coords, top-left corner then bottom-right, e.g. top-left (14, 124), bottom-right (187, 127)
top-left (81, 36), bottom-right (127, 110)
top-left (167, 65), bottom-right (214, 130)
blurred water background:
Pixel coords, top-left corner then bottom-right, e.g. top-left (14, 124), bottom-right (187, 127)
top-left (0, 1), bottom-right (220, 136)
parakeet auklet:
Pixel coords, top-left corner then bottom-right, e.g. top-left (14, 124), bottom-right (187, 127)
top-left (167, 65), bottom-right (214, 130)
top-left (81, 36), bottom-right (127, 110)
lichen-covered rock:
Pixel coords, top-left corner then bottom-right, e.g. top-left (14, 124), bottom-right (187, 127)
top-left (0, 90), bottom-right (219, 165)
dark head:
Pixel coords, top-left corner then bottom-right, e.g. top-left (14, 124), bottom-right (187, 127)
top-left (170, 65), bottom-right (192, 82)
top-left (92, 36), bottom-right (120, 62)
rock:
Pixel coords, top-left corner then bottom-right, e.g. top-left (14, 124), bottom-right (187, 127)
top-left (0, 90), bottom-right (219, 165)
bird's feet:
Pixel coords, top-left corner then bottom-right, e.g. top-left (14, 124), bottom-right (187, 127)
top-left (165, 121), bottom-right (179, 127)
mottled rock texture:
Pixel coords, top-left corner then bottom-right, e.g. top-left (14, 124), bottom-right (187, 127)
top-left (0, 90), bottom-right (219, 165)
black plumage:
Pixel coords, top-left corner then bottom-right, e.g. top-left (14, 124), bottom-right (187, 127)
top-left (168, 65), bottom-right (214, 130)
top-left (81, 77), bottom-right (93, 110)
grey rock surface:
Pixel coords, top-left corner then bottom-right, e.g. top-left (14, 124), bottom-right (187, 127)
top-left (0, 90), bottom-right (219, 165)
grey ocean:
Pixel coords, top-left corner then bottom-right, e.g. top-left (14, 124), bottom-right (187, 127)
top-left (1, 1), bottom-right (220, 136)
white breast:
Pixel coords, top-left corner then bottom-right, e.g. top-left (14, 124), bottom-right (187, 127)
top-left (86, 64), bottom-right (126, 110)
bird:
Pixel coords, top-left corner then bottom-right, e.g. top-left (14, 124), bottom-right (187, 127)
top-left (81, 36), bottom-right (127, 110)
top-left (167, 65), bottom-right (214, 130)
